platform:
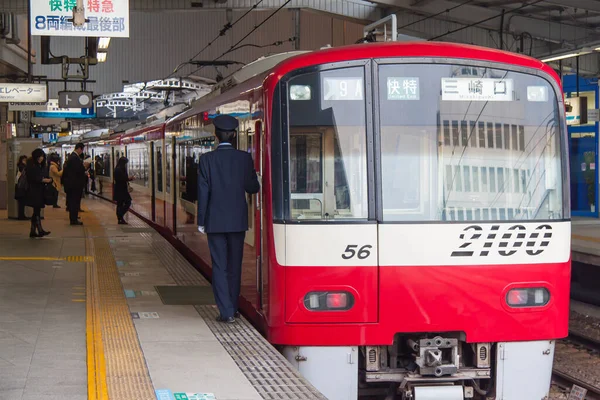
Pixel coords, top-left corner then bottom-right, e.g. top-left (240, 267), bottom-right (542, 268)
top-left (572, 218), bottom-right (600, 265)
top-left (0, 197), bottom-right (325, 400)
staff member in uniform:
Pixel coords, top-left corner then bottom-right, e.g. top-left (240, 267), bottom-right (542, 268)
top-left (62, 143), bottom-right (86, 225)
top-left (197, 115), bottom-right (260, 323)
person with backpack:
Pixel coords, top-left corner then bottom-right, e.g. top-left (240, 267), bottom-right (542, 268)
top-left (25, 149), bottom-right (53, 238)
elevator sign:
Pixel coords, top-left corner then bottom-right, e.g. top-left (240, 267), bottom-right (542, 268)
top-left (0, 84), bottom-right (47, 103)
top-left (30, 0), bottom-right (129, 37)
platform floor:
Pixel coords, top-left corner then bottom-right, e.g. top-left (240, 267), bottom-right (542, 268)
top-left (571, 218), bottom-right (600, 266)
top-left (0, 197), bottom-right (325, 400)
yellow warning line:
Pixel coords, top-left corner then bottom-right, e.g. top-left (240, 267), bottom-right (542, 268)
top-left (83, 211), bottom-right (155, 400)
top-left (85, 231), bottom-right (108, 400)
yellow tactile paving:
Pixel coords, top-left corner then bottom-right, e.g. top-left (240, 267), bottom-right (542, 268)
top-left (0, 256), bottom-right (94, 262)
top-left (83, 211), bottom-right (155, 400)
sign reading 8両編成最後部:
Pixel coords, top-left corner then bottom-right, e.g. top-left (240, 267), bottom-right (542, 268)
top-left (30, 0), bottom-right (129, 37)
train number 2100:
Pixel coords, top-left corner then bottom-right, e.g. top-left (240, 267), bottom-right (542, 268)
top-left (342, 245), bottom-right (372, 260)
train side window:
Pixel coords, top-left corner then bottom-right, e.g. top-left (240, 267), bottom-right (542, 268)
top-left (286, 67), bottom-right (369, 221)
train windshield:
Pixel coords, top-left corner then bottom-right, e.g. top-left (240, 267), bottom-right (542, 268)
top-left (378, 64), bottom-right (564, 222)
top-left (284, 62), bottom-right (565, 222)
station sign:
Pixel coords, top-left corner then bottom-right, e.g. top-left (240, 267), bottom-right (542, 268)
top-left (441, 78), bottom-right (514, 102)
top-left (34, 99), bottom-right (96, 119)
top-left (30, 0), bottom-right (129, 37)
top-left (0, 83), bottom-right (47, 103)
top-left (8, 102), bottom-right (49, 111)
top-left (58, 91), bottom-right (93, 108)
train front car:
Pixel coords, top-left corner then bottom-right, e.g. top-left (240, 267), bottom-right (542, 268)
top-left (265, 43), bottom-right (570, 400)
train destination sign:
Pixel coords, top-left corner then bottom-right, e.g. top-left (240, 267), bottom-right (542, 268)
top-left (387, 77), bottom-right (420, 100)
top-left (30, 0), bottom-right (130, 37)
top-left (323, 78), bottom-right (363, 101)
top-left (441, 77), bottom-right (514, 102)
top-left (0, 84), bottom-right (47, 103)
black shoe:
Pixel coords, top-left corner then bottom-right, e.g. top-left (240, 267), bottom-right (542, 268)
top-left (29, 223), bottom-right (41, 238)
top-left (118, 219), bottom-right (128, 225)
top-left (234, 312), bottom-right (241, 318)
top-left (216, 315), bottom-right (235, 323)
top-left (53, 205), bottom-right (61, 209)
top-left (35, 216), bottom-right (50, 237)
top-left (70, 221), bottom-right (83, 226)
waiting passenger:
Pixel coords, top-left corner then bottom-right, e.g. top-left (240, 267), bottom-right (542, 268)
top-left (48, 154), bottom-right (63, 209)
top-left (15, 155), bottom-right (28, 220)
top-left (197, 115), bottom-right (260, 323)
top-left (63, 143), bottom-right (86, 225)
top-left (25, 149), bottom-right (53, 238)
top-left (113, 157), bottom-right (134, 225)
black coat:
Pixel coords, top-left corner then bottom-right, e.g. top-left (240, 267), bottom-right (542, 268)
top-left (62, 152), bottom-right (86, 192)
top-left (197, 144), bottom-right (260, 233)
top-left (24, 162), bottom-right (47, 209)
top-left (113, 166), bottom-right (131, 203)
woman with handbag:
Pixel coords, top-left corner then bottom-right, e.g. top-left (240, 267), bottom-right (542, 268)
top-left (25, 149), bottom-right (53, 238)
top-left (48, 154), bottom-right (63, 209)
top-left (113, 157), bottom-right (134, 225)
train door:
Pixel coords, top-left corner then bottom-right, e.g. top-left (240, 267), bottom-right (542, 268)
top-left (254, 121), bottom-right (266, 311)
top-left (154, 140), bottom-right (165, 226)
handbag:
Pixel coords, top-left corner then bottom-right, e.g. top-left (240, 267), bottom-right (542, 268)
top-left (14, 170), bottom-right (28, 200)
top-left (44, 183), bottom-right (59, 206)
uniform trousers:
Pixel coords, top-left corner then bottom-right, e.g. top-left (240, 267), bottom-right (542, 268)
top-left (207, 232), bottom-right (246, 319)
top-left (66, 189), bottom-right (82, 223)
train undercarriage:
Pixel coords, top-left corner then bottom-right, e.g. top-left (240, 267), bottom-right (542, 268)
top-left (359, 333), bottom-right (494, 399)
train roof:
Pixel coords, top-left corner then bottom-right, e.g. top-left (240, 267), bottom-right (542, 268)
top-left (267, 41), bottom-right (557, 82)
top-left (169, 41), bottom-right (559, 125)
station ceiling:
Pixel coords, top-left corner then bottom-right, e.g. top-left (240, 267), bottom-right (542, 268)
top-left (372, 0), bottom-right (600, 52)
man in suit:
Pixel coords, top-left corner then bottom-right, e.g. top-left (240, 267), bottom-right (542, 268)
top-left (197, 115), bottom-right (260, 323)
top-left (62, 143), bottom-right (86, 226)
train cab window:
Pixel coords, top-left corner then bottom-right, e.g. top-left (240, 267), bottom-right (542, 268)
top-left (286, 67), bottom-right (369, 220)
top-left (377, 63), bottom-right (566, 221)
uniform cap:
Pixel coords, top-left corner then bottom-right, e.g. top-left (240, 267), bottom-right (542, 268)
top-left (213, 114), bottom-right (239, 132)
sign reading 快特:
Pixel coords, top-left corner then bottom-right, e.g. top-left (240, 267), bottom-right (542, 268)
top-left (0, 84), bottom-right (47, 103)
top-left (30, 0), bottom-right (129, 37)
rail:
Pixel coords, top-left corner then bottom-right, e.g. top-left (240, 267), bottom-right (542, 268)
top-left (552, 331), bottom-right (600, 399)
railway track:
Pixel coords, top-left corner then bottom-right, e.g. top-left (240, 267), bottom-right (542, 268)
top-left (552, 331), bottom-right (600, 399)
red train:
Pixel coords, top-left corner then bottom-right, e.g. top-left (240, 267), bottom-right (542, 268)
top-left (67, 42), bottom-right (569, 399)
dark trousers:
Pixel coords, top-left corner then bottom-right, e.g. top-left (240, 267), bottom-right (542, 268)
top-left (207, 232), bottom-right (246, 319)
top-left (116, 199), bottom-right (131, 220)
top-left (66, 189), bottom-right (81, 223)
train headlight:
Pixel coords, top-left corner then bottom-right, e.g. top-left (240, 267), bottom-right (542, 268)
top-left (304, 291), bottom-right (354, 311)
top-left (506, 288), bottom-right (550, 308)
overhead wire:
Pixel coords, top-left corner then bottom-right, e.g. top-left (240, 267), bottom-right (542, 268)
top-left (429, 0), bottom-right (546, 41)
top-left (183, 0), bottom-right (293, 79)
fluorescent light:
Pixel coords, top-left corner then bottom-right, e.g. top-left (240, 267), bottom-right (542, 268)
top-left (541, 49), bottom-right (593, 63)
top-left (98, 37), bottom-right (111, 50)
top-left (97, 52), bottom-right (107, 62)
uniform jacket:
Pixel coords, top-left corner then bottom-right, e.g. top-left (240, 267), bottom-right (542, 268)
top-left (49, 162), bottom-right (63, 192)
top-left (62, 152), bottom-right (86, 192)
top-left (197, 144), bottom-right (260, 233)
top-left (24, 162), bottom-right (47, 209)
